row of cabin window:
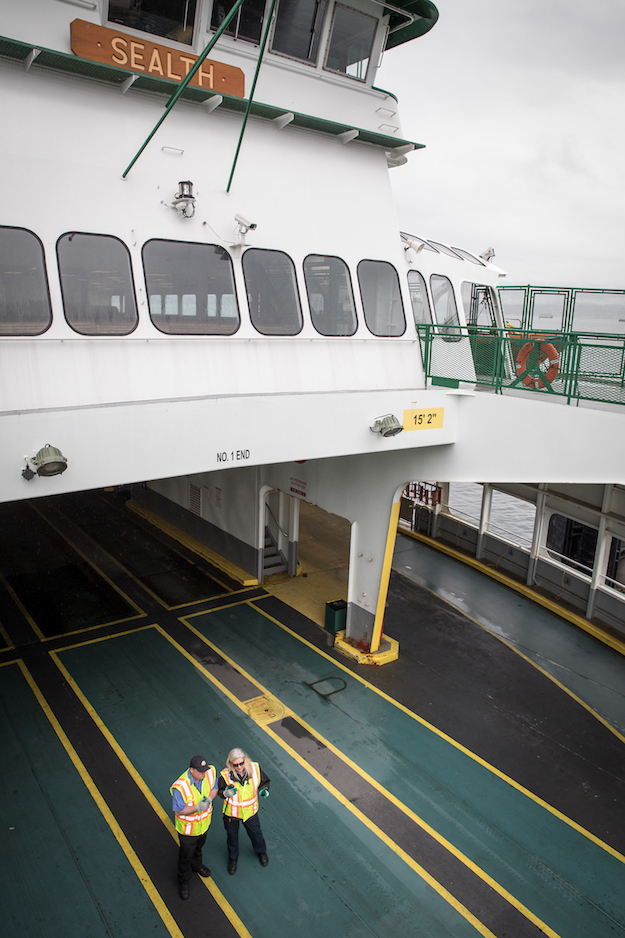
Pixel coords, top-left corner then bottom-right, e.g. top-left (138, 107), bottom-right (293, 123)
top-left (109, 0), bottom-right (379, 83)
top-left (0, 227), bottom-right (475, 338)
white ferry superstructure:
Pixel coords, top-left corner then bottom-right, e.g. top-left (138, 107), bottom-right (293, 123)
top-left (2, 0), bottom-right (625, 657)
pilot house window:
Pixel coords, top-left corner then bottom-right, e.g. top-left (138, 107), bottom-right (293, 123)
top-left (143, 240), bottom-right (239, 335)
top-left (271, 0), bottom-right (328, 64)
top-left (324, 5), bottom-right (377, 80)
top-left (108, 1), bottom-right (197, 45)
top-left (211, 0), bottom-right (266, 43)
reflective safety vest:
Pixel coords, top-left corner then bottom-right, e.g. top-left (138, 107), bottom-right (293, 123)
top-left (171, 767), bottom-right (216, 836)
top-left (221, 762), bottom-right (261, 821)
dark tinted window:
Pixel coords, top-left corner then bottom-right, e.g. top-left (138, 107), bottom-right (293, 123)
top-left (57, 233), bottom-right (138, 336)
top-left (358, 260), bottom-right (405, 336)
top-left (108, 0), bottom-right (197, 44)
top-left (271, 0), bottom-right (327, 63)
top-left (211, 0), bottom-right (265, 43)
top-left (0, 226), bottom-right (51, 335)
top-left (546, 514), bottom-right (598, 575)
top-left (304, 254), bottom-right (356, 336)
top-left (243, 249), bottom-right (303, 335)
top-left (143, 240), bottom-right (239, 334)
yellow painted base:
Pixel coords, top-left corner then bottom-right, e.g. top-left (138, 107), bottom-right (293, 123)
top-left (333, 631), bottom-right (399, 666)
top-left (126, 499), bottom-right (259, 587)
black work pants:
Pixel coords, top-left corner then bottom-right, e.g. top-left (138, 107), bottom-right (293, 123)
top-left (223, 813), bottom-right (266, 860)
top-left (178, 830), bottom-right (207, 883)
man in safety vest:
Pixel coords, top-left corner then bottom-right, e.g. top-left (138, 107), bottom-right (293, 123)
top-left (218, 747), bottom-right (270, 875)
top-left (170, 754), bottom-right (218, 899)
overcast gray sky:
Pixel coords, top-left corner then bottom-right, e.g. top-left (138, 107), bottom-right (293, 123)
top-left (377, 0), bottom-right (625, 287)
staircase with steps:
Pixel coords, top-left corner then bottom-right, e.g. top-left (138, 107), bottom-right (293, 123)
top-left (263, 527), bottom-right (287, 577)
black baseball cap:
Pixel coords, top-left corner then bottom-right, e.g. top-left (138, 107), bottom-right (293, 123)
top-left (190, 755), bottom-right (209, 773)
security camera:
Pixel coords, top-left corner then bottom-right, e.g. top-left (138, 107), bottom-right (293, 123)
top-left (235, 214), bottom-right (257, 231)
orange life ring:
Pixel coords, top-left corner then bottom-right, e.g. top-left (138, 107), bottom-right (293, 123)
top-left (515, 342), bottom-right (559, 389)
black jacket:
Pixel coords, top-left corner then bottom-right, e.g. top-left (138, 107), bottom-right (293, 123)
top-left (217, 765), bottom-right (270, 799)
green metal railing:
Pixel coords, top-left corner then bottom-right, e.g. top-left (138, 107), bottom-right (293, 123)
top-left (417, 324), bottom-right (625, 406)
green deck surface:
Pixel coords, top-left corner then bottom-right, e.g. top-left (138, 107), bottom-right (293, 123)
top-left (183, 603), bottom-right (625, 938)
top-left (0, 662), bottom-right (171, 937)
top-left (56, 628), bottom-right (487, 938)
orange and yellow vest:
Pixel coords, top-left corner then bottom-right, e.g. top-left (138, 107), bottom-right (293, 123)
top-left (221, 762), bottom-right (261, 822)
top-left (171, 766), bottom-right (216, 836)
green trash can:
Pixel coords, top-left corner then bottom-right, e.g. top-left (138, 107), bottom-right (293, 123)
top-left (325, 599), bottom-right (347, 636)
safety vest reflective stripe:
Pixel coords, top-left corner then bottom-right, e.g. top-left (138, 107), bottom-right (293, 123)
top-left (171, 767), bottom-right (216, 836)
top-left (221, 763), bottom-right (260, 818)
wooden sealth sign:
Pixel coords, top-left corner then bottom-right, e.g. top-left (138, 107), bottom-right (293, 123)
top-left (70, 20), bottom-right (244, 97)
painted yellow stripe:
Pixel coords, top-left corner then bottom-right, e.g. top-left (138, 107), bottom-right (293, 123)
top-left (0, 570), bottom-right (44, 639)
top-left (126, 498), bottom-right (258, 587)
top-left (154, 623), bottom-right (498, 938)
top-left (412, 574), bottom-right (625, 748)
top-left (371, 498), bottom-right (402, 652)
top-left (402, 528), bottom-right (625, 657)
top-left (0, 618), bottom-right (13, 648)
top-left (245, 602), bottom-right (625, 865)
top-left (263, 722), bottom-right (499, 938)
top-left (54, 622), bottom-right (495, 936)
top-left (51, 644), bottom-right (253, 938)
top-left (30, 501), bottom-right (146, 618)
top-left (15, 659), bottom-right (184, 938)
top-left (179, 617), bottom-right (563, 938)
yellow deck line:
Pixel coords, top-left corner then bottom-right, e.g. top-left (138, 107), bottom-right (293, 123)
top-left (0, 570), bottom-right (44, 639)
top-left (264, 722), bottom-right (500, 938)
top-left (15, 659), bottom-right (184, 938)
top-left (50, 646), bottom-right (253, 938)
top-left (178, 617), bottom-right (565, 938)
top-left (126, 499), bottom-right (259, 587)
top-left (156, 623), bottom-right (498, 938)
top-left (54, 623), bottom-right (495, 938)
top-left (401, 528), bottom-right (625, 656)
top-left (30, 501), bottom-right (146, 617)
top-left (412, 575), bottom-right (625, 748)
top-left (244, 602), bottom-right (625, 864)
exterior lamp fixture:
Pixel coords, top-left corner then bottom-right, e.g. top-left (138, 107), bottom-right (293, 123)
top-left (172, 180), bottom-right (196, 218)
top-left (22, 444), bottom-right (68, 479)
top-left (370, 415), bottom-right (403, 438)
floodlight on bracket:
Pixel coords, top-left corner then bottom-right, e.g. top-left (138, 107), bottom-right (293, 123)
top-left (22, 444), bottom-right (68, 480)
top-left (370, 415), bottom-right (403, 438)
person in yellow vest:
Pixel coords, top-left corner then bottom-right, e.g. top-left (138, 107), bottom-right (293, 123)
top-left (170, 754), bottom-right (218, 900)
top-left (218, 748), bottom-right (270, 875)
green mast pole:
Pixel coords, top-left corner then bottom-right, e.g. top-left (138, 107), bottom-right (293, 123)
top-left (122, 0), bottom-right (248, 178)
top-left (226, 0), bottom-right (278, 193)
